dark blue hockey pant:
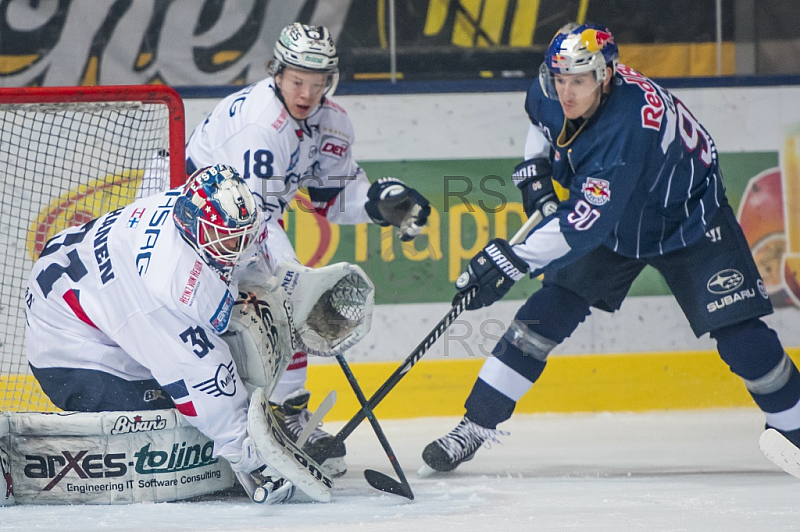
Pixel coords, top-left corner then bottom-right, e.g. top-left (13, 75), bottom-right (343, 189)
top-left (465, 205), bottom-right (799, 440)
top-left (30, 364), bottom-right (175, 412)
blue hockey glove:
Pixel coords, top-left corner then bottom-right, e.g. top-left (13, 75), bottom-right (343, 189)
top-left (365, 177), bottom-right (431, 241)
top-left (454, 238), bottom-right (529, 310)
top-left (512, 157), bottom-right (558, 218)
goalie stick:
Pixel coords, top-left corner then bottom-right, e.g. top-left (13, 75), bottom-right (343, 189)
top-left (321, 211), bottom-right (543, 461)
top-left (336, 354), bottom-right (414, 499)
top-left (251, 391), bottom-right (337, 504)
top-left (247, 388), bottom-right (334, 503)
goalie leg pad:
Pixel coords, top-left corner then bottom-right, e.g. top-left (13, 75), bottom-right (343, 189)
top-left (1, 415), bottom-right (14, 506)
top-left (247, 388), bottom-right (333, 502)
top-left (0, 410), bottom-right (234, 505)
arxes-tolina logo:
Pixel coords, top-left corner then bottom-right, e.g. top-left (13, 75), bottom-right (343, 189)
top-left (24, 451), bottom-right (127, 491)
top-left (133, 440), bottom-right (217, 474)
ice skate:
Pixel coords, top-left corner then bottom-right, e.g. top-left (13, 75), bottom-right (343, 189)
top-left (419, 417), bottom-right (507, 476)
top-left (272, 389), bottom-right (347, 477)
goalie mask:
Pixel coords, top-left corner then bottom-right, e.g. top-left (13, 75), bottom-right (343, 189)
top-left (539, 23), bottom-right (619, 100)
top-left (269, 22), bottom-right (339, 98)
top-left (173, 164), bottom-right (260, 275)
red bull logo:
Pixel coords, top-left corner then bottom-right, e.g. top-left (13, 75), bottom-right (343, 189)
top-left (581, 177), bottom-right (611, 206)
top-left (581, 29), bottom-right (614, 53)
top-left (550, 53), bottom-right (568, 69)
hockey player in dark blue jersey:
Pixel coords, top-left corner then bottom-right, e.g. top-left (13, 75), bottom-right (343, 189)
top-left (422, 22), bottom-right (800, 476)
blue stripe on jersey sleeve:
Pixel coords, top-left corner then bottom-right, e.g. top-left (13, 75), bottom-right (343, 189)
top-left (163, 379), bottom-right (189, 399)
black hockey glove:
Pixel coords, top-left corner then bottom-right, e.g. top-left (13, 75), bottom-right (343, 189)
top-left (454, 238), bottom-right (529, 311)
top-left (512, 157), bottom-right (558, 218)
top-left (365, 177), bottom-right (431, 241)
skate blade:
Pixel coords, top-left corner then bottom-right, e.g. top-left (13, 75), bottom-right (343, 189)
top-left (760, 428), bottom-right (800, 479)
top-left (417, 464), bottom-right (439, 478)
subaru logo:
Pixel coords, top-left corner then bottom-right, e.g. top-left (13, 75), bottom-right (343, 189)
top-left (707, 269), bottom-right (744, 294)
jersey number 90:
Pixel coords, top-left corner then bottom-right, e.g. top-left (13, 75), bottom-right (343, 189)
top-left (567, 200), bottom-right (601, 231)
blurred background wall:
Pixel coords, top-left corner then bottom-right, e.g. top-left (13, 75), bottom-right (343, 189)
top-left (1, 0), bottom-right (797, 88)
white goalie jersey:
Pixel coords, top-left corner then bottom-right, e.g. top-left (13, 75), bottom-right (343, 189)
top-left (25, 188), bottom-right (263, 467)
top-left (185, 77), bottom-right (373, 264)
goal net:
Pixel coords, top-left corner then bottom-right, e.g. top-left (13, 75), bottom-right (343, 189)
top-left (0, 85), bottom-right (185, 412)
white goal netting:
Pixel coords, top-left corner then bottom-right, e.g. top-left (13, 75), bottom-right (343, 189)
top-left (0, 86), bottom-right (185, 412)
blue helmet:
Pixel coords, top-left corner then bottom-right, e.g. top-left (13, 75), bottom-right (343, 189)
top-left (173, 164), bottom-right (259, 274)
top-left (539, 23), bottom-right (619, 99)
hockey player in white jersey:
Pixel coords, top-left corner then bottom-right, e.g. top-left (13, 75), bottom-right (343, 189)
top-left (25, 164), bottom-right (297, 503)
top-left (184, 22), bottom-right (431, 476)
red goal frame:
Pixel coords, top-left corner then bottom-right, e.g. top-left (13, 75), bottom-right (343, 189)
top-left (0, 84), bottom-right (186, 412)
top-left (0, 84), bottom-right (186, 187)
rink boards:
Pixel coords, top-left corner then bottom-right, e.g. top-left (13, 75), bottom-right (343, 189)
top-left (306, 347), bottom-right (800, 421)
top-left (5, 347), bottom-right (800, 418)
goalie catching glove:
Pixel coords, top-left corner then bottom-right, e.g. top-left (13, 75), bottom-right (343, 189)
top-left (365, 177), bottom-right (431, 241)
top-left (513, 157), bottom-right (558, 218)
top-left (454, 238), bottom-right (529, 310)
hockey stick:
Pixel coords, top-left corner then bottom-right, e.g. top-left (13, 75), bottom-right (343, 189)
top-left (335, 354), bottom-right (414, 500)
top-left (296, 390), bottom-right (336, 448)
top-left (321, 211), bottom-right (543, 459)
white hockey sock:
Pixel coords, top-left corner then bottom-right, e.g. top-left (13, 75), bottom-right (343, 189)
top-left (269, 351), bottom-right (308, 404)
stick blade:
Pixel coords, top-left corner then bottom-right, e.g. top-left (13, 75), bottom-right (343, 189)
top-left (364, 469), bottom-right (414, 500)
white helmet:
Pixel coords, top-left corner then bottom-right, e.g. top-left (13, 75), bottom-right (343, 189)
top-left (271, 23), bottom-right (339, 96)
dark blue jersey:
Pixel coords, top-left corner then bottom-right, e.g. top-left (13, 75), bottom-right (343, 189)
top-left (514, 64), bottom-right (726, 276)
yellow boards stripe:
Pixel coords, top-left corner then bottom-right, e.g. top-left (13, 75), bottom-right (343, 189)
top-left (306, 349), bottom-right (800, 421)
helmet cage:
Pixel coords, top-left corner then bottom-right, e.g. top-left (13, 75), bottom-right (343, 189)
top-left (539, 23), bottom-right (618, 100)
top-left (196, 211), bottom-right (259, 268)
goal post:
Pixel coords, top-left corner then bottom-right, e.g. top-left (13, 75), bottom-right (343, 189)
top-left (0, 85), bottom-right (186, 412)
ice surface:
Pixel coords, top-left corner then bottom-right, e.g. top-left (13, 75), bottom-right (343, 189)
top-left (2, 409), bottom-right (798, 531)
